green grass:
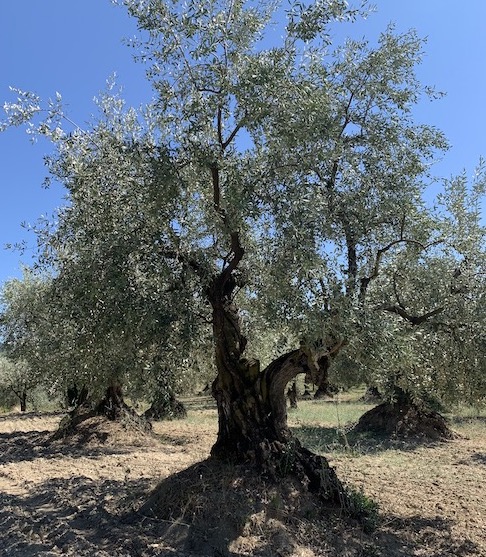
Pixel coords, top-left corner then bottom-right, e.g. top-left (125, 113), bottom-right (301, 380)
top-left (448, 403), bottom-right (486, 419)
top-left (286, 395), bottom-right (376, 455)
top-left (446, 404), bottom-right (486, 437)
top-left (288, 399), bottom-right (373, 428)
top-left (289, 396), bottom-right (486, 457)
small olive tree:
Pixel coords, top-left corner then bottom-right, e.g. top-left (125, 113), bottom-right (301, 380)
top-left (0, 272), bottom-right (51, 411)
top-left (0, 355), bottom-right (37, 412)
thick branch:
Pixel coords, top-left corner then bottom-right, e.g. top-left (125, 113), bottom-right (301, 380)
top-left (211, 163), bottom-right (221, 212)
top-left (209, 164), bottom-right (244, 286)
top-left (225, 231), bottom-right (244, 275)
top-left (366, 238), bottom-right (425, 281)
top-left (343, 221), bottom-right (358, 295)
top-left (359, 235), bottom-right (439, 302)
top-left (11, 387), bottom-right (24, 400)
top-left (380, 304), bottom-right (444, 326)
top-left (326, 159), bottom-right (339, 196)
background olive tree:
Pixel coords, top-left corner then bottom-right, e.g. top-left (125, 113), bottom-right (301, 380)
top-left (0, 355), bottom-right (37, 412)
top-left (0, 271), bottom-right (52, 411)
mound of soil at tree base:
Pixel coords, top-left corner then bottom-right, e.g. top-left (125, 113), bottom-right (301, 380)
top-left (353, 401), bottom-right (456, 441)
top-left (138, 458), bottom-right (376, 557)
top-left (50, 411), bottom-right (159, 449)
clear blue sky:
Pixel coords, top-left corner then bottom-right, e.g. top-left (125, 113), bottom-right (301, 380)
top-left (1, 0), bottom-right (485, 286)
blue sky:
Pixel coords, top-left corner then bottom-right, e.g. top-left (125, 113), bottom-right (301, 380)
top-left (1, 0), bottom-right (485, 286)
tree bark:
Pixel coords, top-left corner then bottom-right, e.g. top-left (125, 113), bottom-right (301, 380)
top-left (95, 382), bottom-right (150, 431)
top-left (66, 383), bottom-right (89, 408)
top-left (208, 280), bottom-right (319, 459)
top-left (302, 372), bottom-right (313, 399)
top-left (52, 381), bottom-right (152, 441)
top-left (360, 385), bottom-right (382, 403)
top-left (313, 355), bottom-right (335, 399)
top-left (95, 382), bottom-right (127, 420)
top-left (287, 381), bottom-right (298, 409)
top-left (12, 388), bottom-right (28, 412)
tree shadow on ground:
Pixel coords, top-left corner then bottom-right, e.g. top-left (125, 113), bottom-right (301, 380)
top-left (0, 475), bottom-right (164, 557)
top-left (455, 451), bottom-right (486, 466)
top-left (1, 468), bottom-right (481, 557)
top-left (292, 424), bottom-right (447, 456)
top-left (449, 416), bottom-right (486, 426)
top-left (470, 452), bottom-right (486, 464)
top-left (0, 430), bottom-right (140, 465)
top-left (180, 395), bottom-right (217, 411)
top-left (377, 514), bottom-right (481, 557)
top-left (0, 410), bottom-right (65, 422)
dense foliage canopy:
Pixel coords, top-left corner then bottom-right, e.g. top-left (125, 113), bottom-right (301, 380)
top-left (0, 0), bottom-right (484, 422)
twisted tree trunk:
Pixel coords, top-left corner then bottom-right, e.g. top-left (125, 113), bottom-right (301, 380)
top-left (201, 158), bottom-right (348, 501)
top-left (207, 275), bottom-right (345, 501)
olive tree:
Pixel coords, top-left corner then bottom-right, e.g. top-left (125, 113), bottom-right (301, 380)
top-left (0, 355), bottom-right (36, 412)
top-left (3, 0), bottom-right (483, 500)
top-left (44, 107), bottom-right (207, 418)
top-left (0, 117), bottom-right (208, 417)
top-left (363, 169), bottom-right (486, 407)
top-left (15, 144), bottom-right (207, 418)
top-left (0, 272), bottom-right (50, 411)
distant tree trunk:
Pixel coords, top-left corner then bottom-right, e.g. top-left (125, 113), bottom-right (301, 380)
top-left (287, 381), bottom-right (298, 409)
top-left (53, 380), bottom-right (152, 441)
top-left (144, 389), bottom-right (187, 420)
top-left (93, 381), bottom-right (150, 432)
top-left (95, 381), bottom-right (126, 419)
top-left (207, 273), bottom-right (345, 502)
top-left (12, 388), bottom-right (28, 412)
top-left (360, 385), bottom-right (382, 403)
top-left (19, 390), bottom-right (27, 412)
top-left (199, 383), bottom-right (211, 395)
top-left (313, 356), bottom-right (334, 399)
top-left (66, 383), bottom-right (89, 408)
top-left (66, 384), bottom-right (78, 407)
top-left (302, 372), bottom-right (313, 399)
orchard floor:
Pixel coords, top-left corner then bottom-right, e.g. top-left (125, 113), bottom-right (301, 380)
top-left (0, 396), bottom-right (485, 556)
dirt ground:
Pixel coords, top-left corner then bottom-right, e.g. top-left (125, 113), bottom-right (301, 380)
top-left (0, 403), bottom-right (485, 556)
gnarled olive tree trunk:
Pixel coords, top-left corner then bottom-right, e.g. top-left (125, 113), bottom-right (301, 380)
top-left (207, 274), bottom-right (344, 501)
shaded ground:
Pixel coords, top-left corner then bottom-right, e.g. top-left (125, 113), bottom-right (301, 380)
top-left (0, 401), bottom-right (485, 556)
